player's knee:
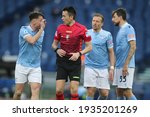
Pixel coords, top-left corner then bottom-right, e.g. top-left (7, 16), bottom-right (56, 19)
top-left (32, 86), bottom-right (40, 92)
top-left (87, 88), bottom-right (96, 97)
top-left (101, 91), bottom-right (109, 97)
top-left (31, 86), bottom-right (40, 95)
top-left (70, 86), bottom-right (78, 94)
top-left (124, 89), bottom-right (132, 97)
top-left (31, 84), bottom-right (41, 90)
top-left (14, 91), bottom-right (22, 97)
top-left (117, 88), bottom-right (124, 95)
top-left (56, 89), bottom-right (64, 95)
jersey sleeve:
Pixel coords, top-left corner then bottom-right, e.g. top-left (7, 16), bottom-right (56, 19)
top-left (54, 27), bottom-right (61, 41)
top-left (20, 27), bottom-right (30, 39)
top-left (82, 27), bottom-right (91, 42)
top-left (107, 33), bottom-right (113, 48)
top-left (126, 26), bottom-right (136, 41)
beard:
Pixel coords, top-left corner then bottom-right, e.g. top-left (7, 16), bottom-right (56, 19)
top-left (114, 22), bottom-right (119, 26)
top-left (92, 25), bottom-right (98, 30)
top-left (114, 21), bottom-right (120, 26)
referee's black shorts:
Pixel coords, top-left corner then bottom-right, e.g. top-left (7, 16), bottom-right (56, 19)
top-left (56, 55), bottom-right (81, 82)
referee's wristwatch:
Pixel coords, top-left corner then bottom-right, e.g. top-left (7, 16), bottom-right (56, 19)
top-left (79, 52), bottom-right (82, 56)
top-left (54, 48), bottom-right (59, 53)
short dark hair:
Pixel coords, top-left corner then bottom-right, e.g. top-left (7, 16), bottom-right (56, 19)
top-left (29, 11), bottom-right (44, 21)
top-left (62, 6), bottom-right (76, 19)
top-left (112, 8), bottom-right (127, 20)
top-left (93, 13), bottom-right (104, 23)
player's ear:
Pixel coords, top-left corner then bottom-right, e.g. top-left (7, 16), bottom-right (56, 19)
top-left (70, 15), bottom-right (74, 20)
top-left (101, 22), bottom-right (104, 27)
top-left (119, 16), bottom-right (123, 20)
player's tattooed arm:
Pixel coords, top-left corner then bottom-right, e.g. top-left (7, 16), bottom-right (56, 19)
top-left (123, 40), bottom-right (136, 76)
top-left (124, 40), bottom-right (136, 66)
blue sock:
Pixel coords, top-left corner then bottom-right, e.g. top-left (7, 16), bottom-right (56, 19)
top-left (86, 96), bottom-right (93, 100)
top-left (97, 96), bottom-right (108, 100)
top-left (117, 96), bottom-right (126, 100)
top-left (127, 95), bottom-right (137, 100)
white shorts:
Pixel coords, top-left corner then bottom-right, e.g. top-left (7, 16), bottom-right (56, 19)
top-left (113, 68), bottom-right (135, 88)
top-left (15, 64), bottom-right (42, 84)
top-left (84, 67), bottom-right (110, 89)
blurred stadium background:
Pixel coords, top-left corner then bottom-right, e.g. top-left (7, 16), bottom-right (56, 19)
top-left (0, 0), bottom-right (150, 100)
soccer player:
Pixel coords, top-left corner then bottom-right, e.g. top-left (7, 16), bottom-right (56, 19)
top-left (112, 8), bottom-right (137, 100)
top-left (13, 11), bottom-right (46, 100)
top-left (52, 6), bottom-right (92, 100)
top-left (84, 13), bottom-right (115, 100)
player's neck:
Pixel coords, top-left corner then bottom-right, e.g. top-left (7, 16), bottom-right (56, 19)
top-left (93, 28), bottom-right (101, 32)
top-left (68, 20), bottom-right (75, 26)
top-left (119, 20), bottom-right (126, 27)
top-left (30, 24), bottom-right (36, 31)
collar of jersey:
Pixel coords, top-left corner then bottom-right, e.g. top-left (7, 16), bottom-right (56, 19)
top-left (121, 22), bottom-right (128, 28)
top-left (92, 28), bottom-right (103, 33)
top-left (27, 25), bottom-right (34, 32)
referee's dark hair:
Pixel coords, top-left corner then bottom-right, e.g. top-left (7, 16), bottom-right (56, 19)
top-left (62, 6), bottom-right (76, 20)
top-left (112, 8), bottom-right (127, 20)
top-left (29, 11), bottom-right (44, 21)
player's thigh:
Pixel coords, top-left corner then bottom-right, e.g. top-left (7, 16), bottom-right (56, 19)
top-left (113, 68), bottom-right (123, 86)
top-left (69, 64), bottom-right (81, 82)
top-left (125, 68), bottom-right (135, 88)
top-left (96, 69), bottom-right (110, 89)
top-left (15, 64), bottom-right (28, 83)
top-left (115, 68), bottom-right (135, 88)
top-left (28, 67), bottom-right (42, 84)
top-left (56, 63), bottom-right (68, 81)
top-left (84, 67), bottom-right (97, 87)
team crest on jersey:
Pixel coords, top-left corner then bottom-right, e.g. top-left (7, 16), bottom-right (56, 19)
top-left (24, 30), bottom-right (27, 34)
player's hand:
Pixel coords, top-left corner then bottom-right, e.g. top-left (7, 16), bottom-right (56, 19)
top-left (40, 19), bottom-right (46, 29)
top-left (57, 49), bottom-right (66, 57)
top-left (122, 65), bottom-right (129, 76)
top-left (69, 52), bottom-right (80, 61)
top-left (109, 69), bottom-right (114, 81)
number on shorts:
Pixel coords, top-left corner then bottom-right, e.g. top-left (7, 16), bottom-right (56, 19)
top-left (119, 76), bottom-right (126, 82)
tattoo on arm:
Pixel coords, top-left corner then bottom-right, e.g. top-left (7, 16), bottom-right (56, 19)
top-left (125, 40), bottom-right (136, 65)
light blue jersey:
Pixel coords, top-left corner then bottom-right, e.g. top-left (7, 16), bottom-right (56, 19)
top-left (85, 29), bottom-right (113, 68)
top-left (16, 25), bottom-right (44, 68)
top-left (115, 22), bottom-right (136, 68)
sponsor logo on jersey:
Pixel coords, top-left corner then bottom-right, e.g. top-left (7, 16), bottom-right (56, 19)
top-left (66, 30), bottom-right (72, 33)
